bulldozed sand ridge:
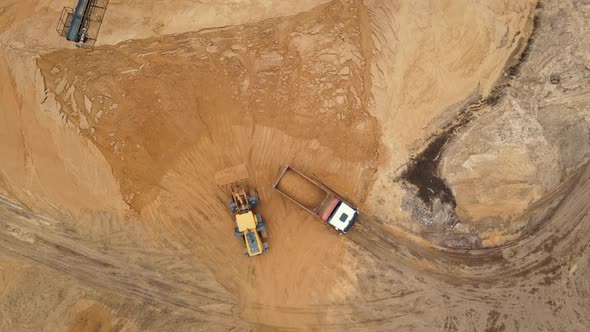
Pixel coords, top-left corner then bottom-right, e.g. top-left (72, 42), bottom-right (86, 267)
top-left (1, 0), bottom-right (589, 330)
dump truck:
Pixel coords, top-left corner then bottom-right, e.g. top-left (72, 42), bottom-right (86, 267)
top-left (273, 165), bottom-right (358, 233)
top-left (228, 184), bottom-right (269, 257)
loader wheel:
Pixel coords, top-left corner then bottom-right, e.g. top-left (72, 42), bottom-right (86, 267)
top-left (249, 192), bottom-right (259, 207)
top-left (256, 216), bottom-right (266, 230)
top-left (263, 242), bottom-right (269, 253)
top-left (257, 217), bottom-right (269, 239)
top-left (243, 248), bottom-right (249, 256)
top-left (229, 202), bottom-right (237, 213)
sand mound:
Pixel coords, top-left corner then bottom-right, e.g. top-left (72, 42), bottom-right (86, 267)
top-left (1, 0), bottom-right (590, 330)
top-left (33, 0), bottom-right (376, 315)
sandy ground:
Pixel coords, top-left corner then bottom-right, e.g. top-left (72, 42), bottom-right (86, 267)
top-left (1, 0), bottom-right (589, 330)
top-left (365, 0), bottom-right (539, 234)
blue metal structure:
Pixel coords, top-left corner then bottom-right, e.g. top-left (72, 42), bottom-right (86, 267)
top-left (56, 0), bottom-right (108, 48)
top-left (66, 0), bottom-right (90, 42)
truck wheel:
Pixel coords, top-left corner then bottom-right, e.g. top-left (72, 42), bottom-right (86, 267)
top-left (263, 242), bottom-right (269, 252)
top-left (243, 248), bottom-right (249, 256)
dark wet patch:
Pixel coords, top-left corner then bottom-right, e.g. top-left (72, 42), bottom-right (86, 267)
top-left (403, 133), bottom-right (456, 208)
top-left (400, 93), bottom-right (484, 224)
top-left (504, 13), bottom-right (539, 78)
top-left (400, 8), bottom-right (541, 237)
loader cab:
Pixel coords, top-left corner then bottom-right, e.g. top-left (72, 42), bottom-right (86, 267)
top-left (234, 210), bottom-right (268, 257)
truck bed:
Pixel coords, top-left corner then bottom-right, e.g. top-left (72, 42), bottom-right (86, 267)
top-left (274, 168), bottom-right (328, 212)
top-left (274, 165), bottom-right (358, 233)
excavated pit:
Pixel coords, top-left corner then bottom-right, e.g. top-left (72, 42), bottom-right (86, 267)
top-left (1, 0), bottom-right (590, 330)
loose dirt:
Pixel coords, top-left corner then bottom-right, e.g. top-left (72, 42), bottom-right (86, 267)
top-left (275, 168), bottom-right (327, 210)
top-left (26, 0), bottom-right (380, 319)
top-left (67, 304), bottom-right (113, 332)
top-left (1, 0), bottom-right (589, 330)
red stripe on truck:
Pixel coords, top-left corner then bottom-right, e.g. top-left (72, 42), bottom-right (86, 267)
top-left (321, 197), bottom-right (340, 221)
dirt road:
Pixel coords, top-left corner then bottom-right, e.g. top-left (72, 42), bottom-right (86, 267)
top-left (1, 0), bottom-right (589, 330)
top-left (0, 196), bottom-right (240, 327)
top-left (1, 160), bottom-right (589, 329)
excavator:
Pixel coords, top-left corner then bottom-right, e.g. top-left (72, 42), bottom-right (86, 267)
top-left (228, 184), bottom-right (269, 257)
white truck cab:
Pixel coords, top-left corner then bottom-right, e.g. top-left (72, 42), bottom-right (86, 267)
top-left (327, 201), bottom-right (358, 232)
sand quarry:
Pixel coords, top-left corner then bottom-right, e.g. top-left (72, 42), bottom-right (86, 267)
top-left (1, 0), bottom-right (590, 330)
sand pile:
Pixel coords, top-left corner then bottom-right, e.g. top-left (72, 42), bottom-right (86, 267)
top-left (1, 0), bottom-right (590, 330)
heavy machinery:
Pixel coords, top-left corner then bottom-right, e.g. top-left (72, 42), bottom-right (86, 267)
top-left (56, 0), bottom-right (109, 48)
top-left (273, 165), bottom-right (358, 233)
top-left (228, 184), bottom-right (269, 257)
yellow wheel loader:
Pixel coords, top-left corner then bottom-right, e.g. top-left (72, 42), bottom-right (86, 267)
top-left (228, 185), bottom-right (269, 257)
